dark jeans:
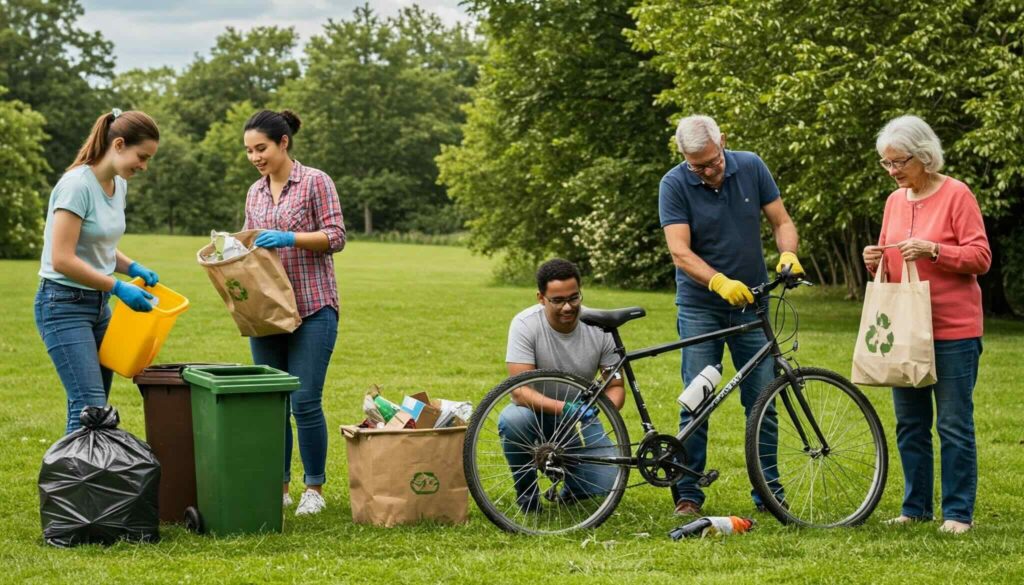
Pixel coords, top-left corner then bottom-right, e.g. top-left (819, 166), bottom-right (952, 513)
top-left (497, 404), bottom-right (618, 506)
top-left (671, 303), bottom-right (780, 507)
top-left (892, 337), bottom-right (982, 523)
top-left (34, 279), bottom-right (113, 434)
top-left (250, 306), bottom-right (338, 486)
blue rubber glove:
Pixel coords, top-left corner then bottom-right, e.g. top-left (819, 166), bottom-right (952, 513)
top-left (254, 230), bottom-right (296, 249)
top-left (112, 280), bottom-right (154, 312)
top-left (562, 400), bottom-right (598, 422)
top-left (127, 261), bottom-right (159, 286)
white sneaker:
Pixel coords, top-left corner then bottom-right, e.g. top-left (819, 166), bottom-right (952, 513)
top-left (283, 493), bottom-right (293, 507)
top-left (295, 489), bottom-right (326, 516)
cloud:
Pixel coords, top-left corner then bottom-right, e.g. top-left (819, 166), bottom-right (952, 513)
top-left (79, 0), bottom-right (472, 72)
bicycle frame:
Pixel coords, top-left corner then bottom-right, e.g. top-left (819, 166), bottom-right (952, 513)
top-left (556, 287), bottom-right (832, 478)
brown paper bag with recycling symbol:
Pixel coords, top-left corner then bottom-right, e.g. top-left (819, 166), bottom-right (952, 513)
top-left (196, 229), bottom-right (302, 337)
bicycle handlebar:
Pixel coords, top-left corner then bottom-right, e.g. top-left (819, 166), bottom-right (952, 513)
top-left (749, 267), bottom-right (814, 303)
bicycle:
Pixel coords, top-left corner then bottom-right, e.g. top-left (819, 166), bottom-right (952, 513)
top-left (463, 271), bottom-right (888, 534)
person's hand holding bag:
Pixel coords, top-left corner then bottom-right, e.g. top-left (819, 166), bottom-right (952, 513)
top-left (254, 230), bottom-right (295, 249)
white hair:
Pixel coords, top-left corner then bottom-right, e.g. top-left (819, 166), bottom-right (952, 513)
top-left (876, 115), bottom-right (944, 172)
top-left (675, 115), bottom-right (722, 155)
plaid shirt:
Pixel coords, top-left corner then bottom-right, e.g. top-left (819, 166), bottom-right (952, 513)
top-left (244, 161), bottom-right (346, 318)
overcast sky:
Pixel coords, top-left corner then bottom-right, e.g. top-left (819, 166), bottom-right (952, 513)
top-left (80, 1), bottom-right (472, 72)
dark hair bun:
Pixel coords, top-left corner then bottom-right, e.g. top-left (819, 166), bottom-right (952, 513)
top-left (279, 110), bottom-right (302, 135)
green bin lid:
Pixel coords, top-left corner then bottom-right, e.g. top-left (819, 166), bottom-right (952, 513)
top-left (182, 365), bottom-right (301, 395)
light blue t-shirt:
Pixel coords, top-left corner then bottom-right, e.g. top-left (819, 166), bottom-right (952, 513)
top-left (38, 165), bottom-right (127, 290)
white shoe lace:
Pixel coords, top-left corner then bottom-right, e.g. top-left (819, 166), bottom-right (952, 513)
top-left (295, 490), bottom-right (326, 516)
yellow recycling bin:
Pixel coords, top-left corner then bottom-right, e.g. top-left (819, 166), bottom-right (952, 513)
top-left (99, 278), bottom-right (190, 378)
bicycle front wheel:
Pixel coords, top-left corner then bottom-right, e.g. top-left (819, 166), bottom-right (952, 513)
top-left (745, 367), bottom-right (888, 527)
top-left (463, 370), bottom-right (631, 534)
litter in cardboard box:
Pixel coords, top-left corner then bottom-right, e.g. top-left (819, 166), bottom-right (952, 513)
top-left (359, 386), bottom-right (471, 430)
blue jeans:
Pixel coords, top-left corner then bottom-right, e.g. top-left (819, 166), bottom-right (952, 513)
top-left (498, 404), bottom-right (618, 507)
top-left (892, 337), bottom-right (981, 523)
top-left (34, 279), bottom-right (113, 434)
top-left (250, 306), bottom-right (337, 486)
top-left (671, 303), bottom-right (779, 507)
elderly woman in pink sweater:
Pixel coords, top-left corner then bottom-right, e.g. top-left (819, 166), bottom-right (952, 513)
top-left (863, 115), bottom-right (991, 535)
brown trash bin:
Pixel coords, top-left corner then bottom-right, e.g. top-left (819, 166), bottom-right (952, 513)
top-left (134, 363), bottom-right (224, 523)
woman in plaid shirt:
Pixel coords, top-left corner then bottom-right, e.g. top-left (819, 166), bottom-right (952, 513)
top-left (242, 109), bottom-right (346, 516)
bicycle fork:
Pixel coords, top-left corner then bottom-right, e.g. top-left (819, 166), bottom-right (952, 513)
top-left (774, 358), bottom-right (832, 456)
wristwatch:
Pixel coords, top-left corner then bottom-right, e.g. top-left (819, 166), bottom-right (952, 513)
top-left (930, 242), bottom-right (940, 261)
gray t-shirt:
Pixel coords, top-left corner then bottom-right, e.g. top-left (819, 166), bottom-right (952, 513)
top-left (38, 165), bottom-right (127, 289)
top-left (506, 304), bottom-right (618, 399)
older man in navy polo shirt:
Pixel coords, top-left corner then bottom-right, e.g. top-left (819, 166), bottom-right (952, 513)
top-left (658, 115), bottom-right (804, 516)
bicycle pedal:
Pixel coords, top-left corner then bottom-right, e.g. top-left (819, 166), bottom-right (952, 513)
top-left (697, 469), bottom-right (719, 487)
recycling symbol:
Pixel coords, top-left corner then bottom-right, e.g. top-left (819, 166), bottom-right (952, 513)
top-left (864, 311), bottom-right (894, 356)
top-left (410, 471), bottom-right (440, 495)
top-left (225, 279), bottom-right (249, 302)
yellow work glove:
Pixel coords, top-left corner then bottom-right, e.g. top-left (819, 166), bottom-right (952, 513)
top-left (776, 251), bottom-right (805, 276)
top-left (708, 273), bottom-right (754, 306)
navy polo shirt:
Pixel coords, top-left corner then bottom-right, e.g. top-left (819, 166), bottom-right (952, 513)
top-left (658, 150), bottom-right (780, 309)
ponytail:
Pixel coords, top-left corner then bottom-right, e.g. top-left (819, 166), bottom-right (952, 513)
top-left (67, 110), bottom-right (160, 171)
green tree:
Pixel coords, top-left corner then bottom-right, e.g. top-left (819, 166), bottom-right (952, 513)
top-left (0, 0), bottom-right (114, 181)
top-left (0, 88), bottom-right (49, 258)
top-left (124, 132), bottom-right (207, 235)
top-left (631, 0), bottom-right (1023, 311)
top-left (197, 100), bottom-right (260, 231)
top-left (437, 0), bottom-right (675, 286)
top-left (282, 4), bottom-right (481, 234)
top-left (176, 26), bottom-right (300, 140)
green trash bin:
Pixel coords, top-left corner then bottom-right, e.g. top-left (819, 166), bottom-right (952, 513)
top-left (181, 365), bottom-right (300, 535)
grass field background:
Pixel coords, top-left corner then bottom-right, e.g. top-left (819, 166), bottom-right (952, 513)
top-left (1, 235), bottom-right (1022, 584)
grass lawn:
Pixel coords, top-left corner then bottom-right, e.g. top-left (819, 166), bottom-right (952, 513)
top-left (2, 235), bottom-right (1022, 584)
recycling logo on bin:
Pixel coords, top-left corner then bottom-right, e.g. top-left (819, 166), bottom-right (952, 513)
top-left (410, 471), bottom-right (440, 495)
top-left (864, 311), bottom-right (894, 356)
top-left (225, 278), bottom-right (249, 302)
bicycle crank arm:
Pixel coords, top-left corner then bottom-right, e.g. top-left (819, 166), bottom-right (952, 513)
top-left (659, 458), bottom-right (706, 481)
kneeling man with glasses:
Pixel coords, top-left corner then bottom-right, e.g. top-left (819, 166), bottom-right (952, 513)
top-left (499, 258), bottom-right (625, 513)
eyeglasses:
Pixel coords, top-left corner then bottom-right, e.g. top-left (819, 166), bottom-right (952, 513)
top-left (686, 150), bottom-right (724, 174)
top-left (543, 293), bottom-right (582, 308)
top-left (879, 155), bottom-right (914, 171)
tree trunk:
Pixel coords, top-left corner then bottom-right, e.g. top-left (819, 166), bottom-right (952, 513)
top-left (824, 245), bottom-right (839, 287)
top-left (809, 253), bottom-right (825, 286)
top-left (845, 227), bottom-right (864, 300)
top-left (363, 203), bottom-right (373, 235)
top-left (831, 238), bottom-right (855, 298)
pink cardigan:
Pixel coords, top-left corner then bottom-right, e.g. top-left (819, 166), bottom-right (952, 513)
top-left (875, 177), bottom-right (992, 340)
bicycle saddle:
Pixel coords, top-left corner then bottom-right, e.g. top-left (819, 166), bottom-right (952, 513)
top-left (580, 307), bottom-right (646, 330)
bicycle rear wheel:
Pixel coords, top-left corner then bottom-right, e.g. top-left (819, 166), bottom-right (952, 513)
top-left (745, 367), bottom-right (888, 527)
top-left (463, 370), bottom-right (631, 534)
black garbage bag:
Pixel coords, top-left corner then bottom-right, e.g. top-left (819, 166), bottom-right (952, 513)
top-left (39, 406), bottom-right (161, 547)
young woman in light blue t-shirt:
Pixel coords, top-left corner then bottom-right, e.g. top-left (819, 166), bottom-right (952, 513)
top-left (35, 109), bottom-right (161, 433)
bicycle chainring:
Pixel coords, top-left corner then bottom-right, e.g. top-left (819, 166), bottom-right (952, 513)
top-left (636, 434), bottom-right (687, 487)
